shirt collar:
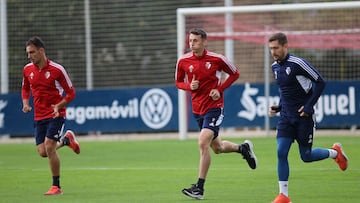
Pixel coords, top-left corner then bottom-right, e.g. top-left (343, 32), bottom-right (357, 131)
top-left (193, 49), bottom-right (207, 59)
top-left (35, 58), bottom-right (50, 70)
top-left (277, 53), bottom-right (290, 64)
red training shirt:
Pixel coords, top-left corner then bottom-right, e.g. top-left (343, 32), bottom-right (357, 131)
top-left (22, 59), bottom-right (76, 121)
top-left (175, 49), bottom-right (239, 115)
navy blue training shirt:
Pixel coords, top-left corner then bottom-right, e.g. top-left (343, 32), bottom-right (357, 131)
top-left (272, 53), bottom-right (325, 117)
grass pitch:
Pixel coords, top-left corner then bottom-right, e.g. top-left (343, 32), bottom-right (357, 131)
top-left (0, 135), bottom-right (358, 203)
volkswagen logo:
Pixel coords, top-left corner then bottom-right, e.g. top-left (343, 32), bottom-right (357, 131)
top-left (140, 88), bottom-right (173, 129)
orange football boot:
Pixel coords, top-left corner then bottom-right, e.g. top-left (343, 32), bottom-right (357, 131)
top-left (272, 193), bottom-right (291, 203)
top-left (44, 186), bottom-right (63, 195)
top-left (332, 143), bottom-right (348, 171)
top-left (65, 130), bottom-right (80, 154)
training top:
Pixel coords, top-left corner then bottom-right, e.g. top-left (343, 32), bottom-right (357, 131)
top-left (175, 49), bottom-right (239, 115)
top-left (22, 59), bottom-right (76, 121)
top-left (271, 53), bottom-right (325, 117)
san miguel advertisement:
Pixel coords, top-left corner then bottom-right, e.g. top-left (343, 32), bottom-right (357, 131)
top-left (0, 81), bottom-right (358, 136)
top-left (225, 81), bottom-right (359, 128)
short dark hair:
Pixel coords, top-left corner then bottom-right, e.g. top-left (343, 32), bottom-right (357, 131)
top-left (189, 28), bottom-right (207, 40)
top-left (268, 32), bottom-right (288, 45)
top-left (26, 36), bottom-right (45, 49)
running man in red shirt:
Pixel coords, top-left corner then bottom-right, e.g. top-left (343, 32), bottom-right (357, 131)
top-left (176, 28), bottom-right (258, 200)
top-left (22, 36), bottom-right (80, 195)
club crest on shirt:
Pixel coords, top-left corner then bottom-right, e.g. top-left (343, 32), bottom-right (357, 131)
top-left (286, 67), bottom-right (291, 75)
top-left (45, 71), bottom-right (51, 79)
top-left (30, 72), bottom-right (34, 80)
top-left (188, 65), bottom-right (194, 73)
top-left (205, 62), bottom-right (211, 69)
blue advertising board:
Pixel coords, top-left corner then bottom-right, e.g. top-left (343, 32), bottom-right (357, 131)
top-left (223, 81), bottom-right (359, 128)
top-left (0, 81), bottom-right (358, 136)
top-left (65, 86), bottom-right (178, 133)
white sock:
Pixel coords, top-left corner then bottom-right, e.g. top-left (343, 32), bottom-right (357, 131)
top-left (279, 181), bottom-right (289, 197)
top-left (328, 149), bottom-right (338, 159)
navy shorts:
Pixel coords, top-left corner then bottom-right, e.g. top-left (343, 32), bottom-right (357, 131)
top-left (277, 114), bottom-right (315, 146)
top-left (193, 108), bottom-right (224, 139)
top-left (34, 117), bottom-right (65, 145)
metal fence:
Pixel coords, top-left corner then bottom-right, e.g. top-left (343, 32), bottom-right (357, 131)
top-left (1, 0), bottom-right (359, 94)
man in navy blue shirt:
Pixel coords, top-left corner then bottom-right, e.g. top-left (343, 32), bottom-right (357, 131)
top-left (268, 32), bottom-right (348, 203)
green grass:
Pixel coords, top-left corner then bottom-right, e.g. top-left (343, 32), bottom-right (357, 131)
top-left (0, 135), bottom-right (359, 203)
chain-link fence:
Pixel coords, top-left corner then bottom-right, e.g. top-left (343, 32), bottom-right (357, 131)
top-left (2, 0), bottom-right (359, 93)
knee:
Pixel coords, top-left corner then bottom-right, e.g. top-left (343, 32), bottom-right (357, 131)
top-left (40, 153), bottom-right (47, 158)
top-left (277, 148), bottom-right (288, 160)
top-left (300, 154), bottom-right (312, 163)
top-left (198, 141), bottom-right (210, 153)
top-left (212, 146), bottom-right (222, 154)
top-left (300, 147), bottom-right (313, 162)
top-left (37, 145), bottom-right (47, 157)
top-left (38, 150), bottom-right (47, 157)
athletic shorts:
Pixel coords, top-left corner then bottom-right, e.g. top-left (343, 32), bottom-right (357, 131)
top-left (34, 117), bottom-right (65, 145)
top-left (276, 114), bottom-right (315, 146)
top-left (193, 108), bottom-right (224, 139)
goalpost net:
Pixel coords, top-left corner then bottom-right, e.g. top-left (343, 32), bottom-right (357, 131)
top-left (177, 1), bottom-right (360, 139)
